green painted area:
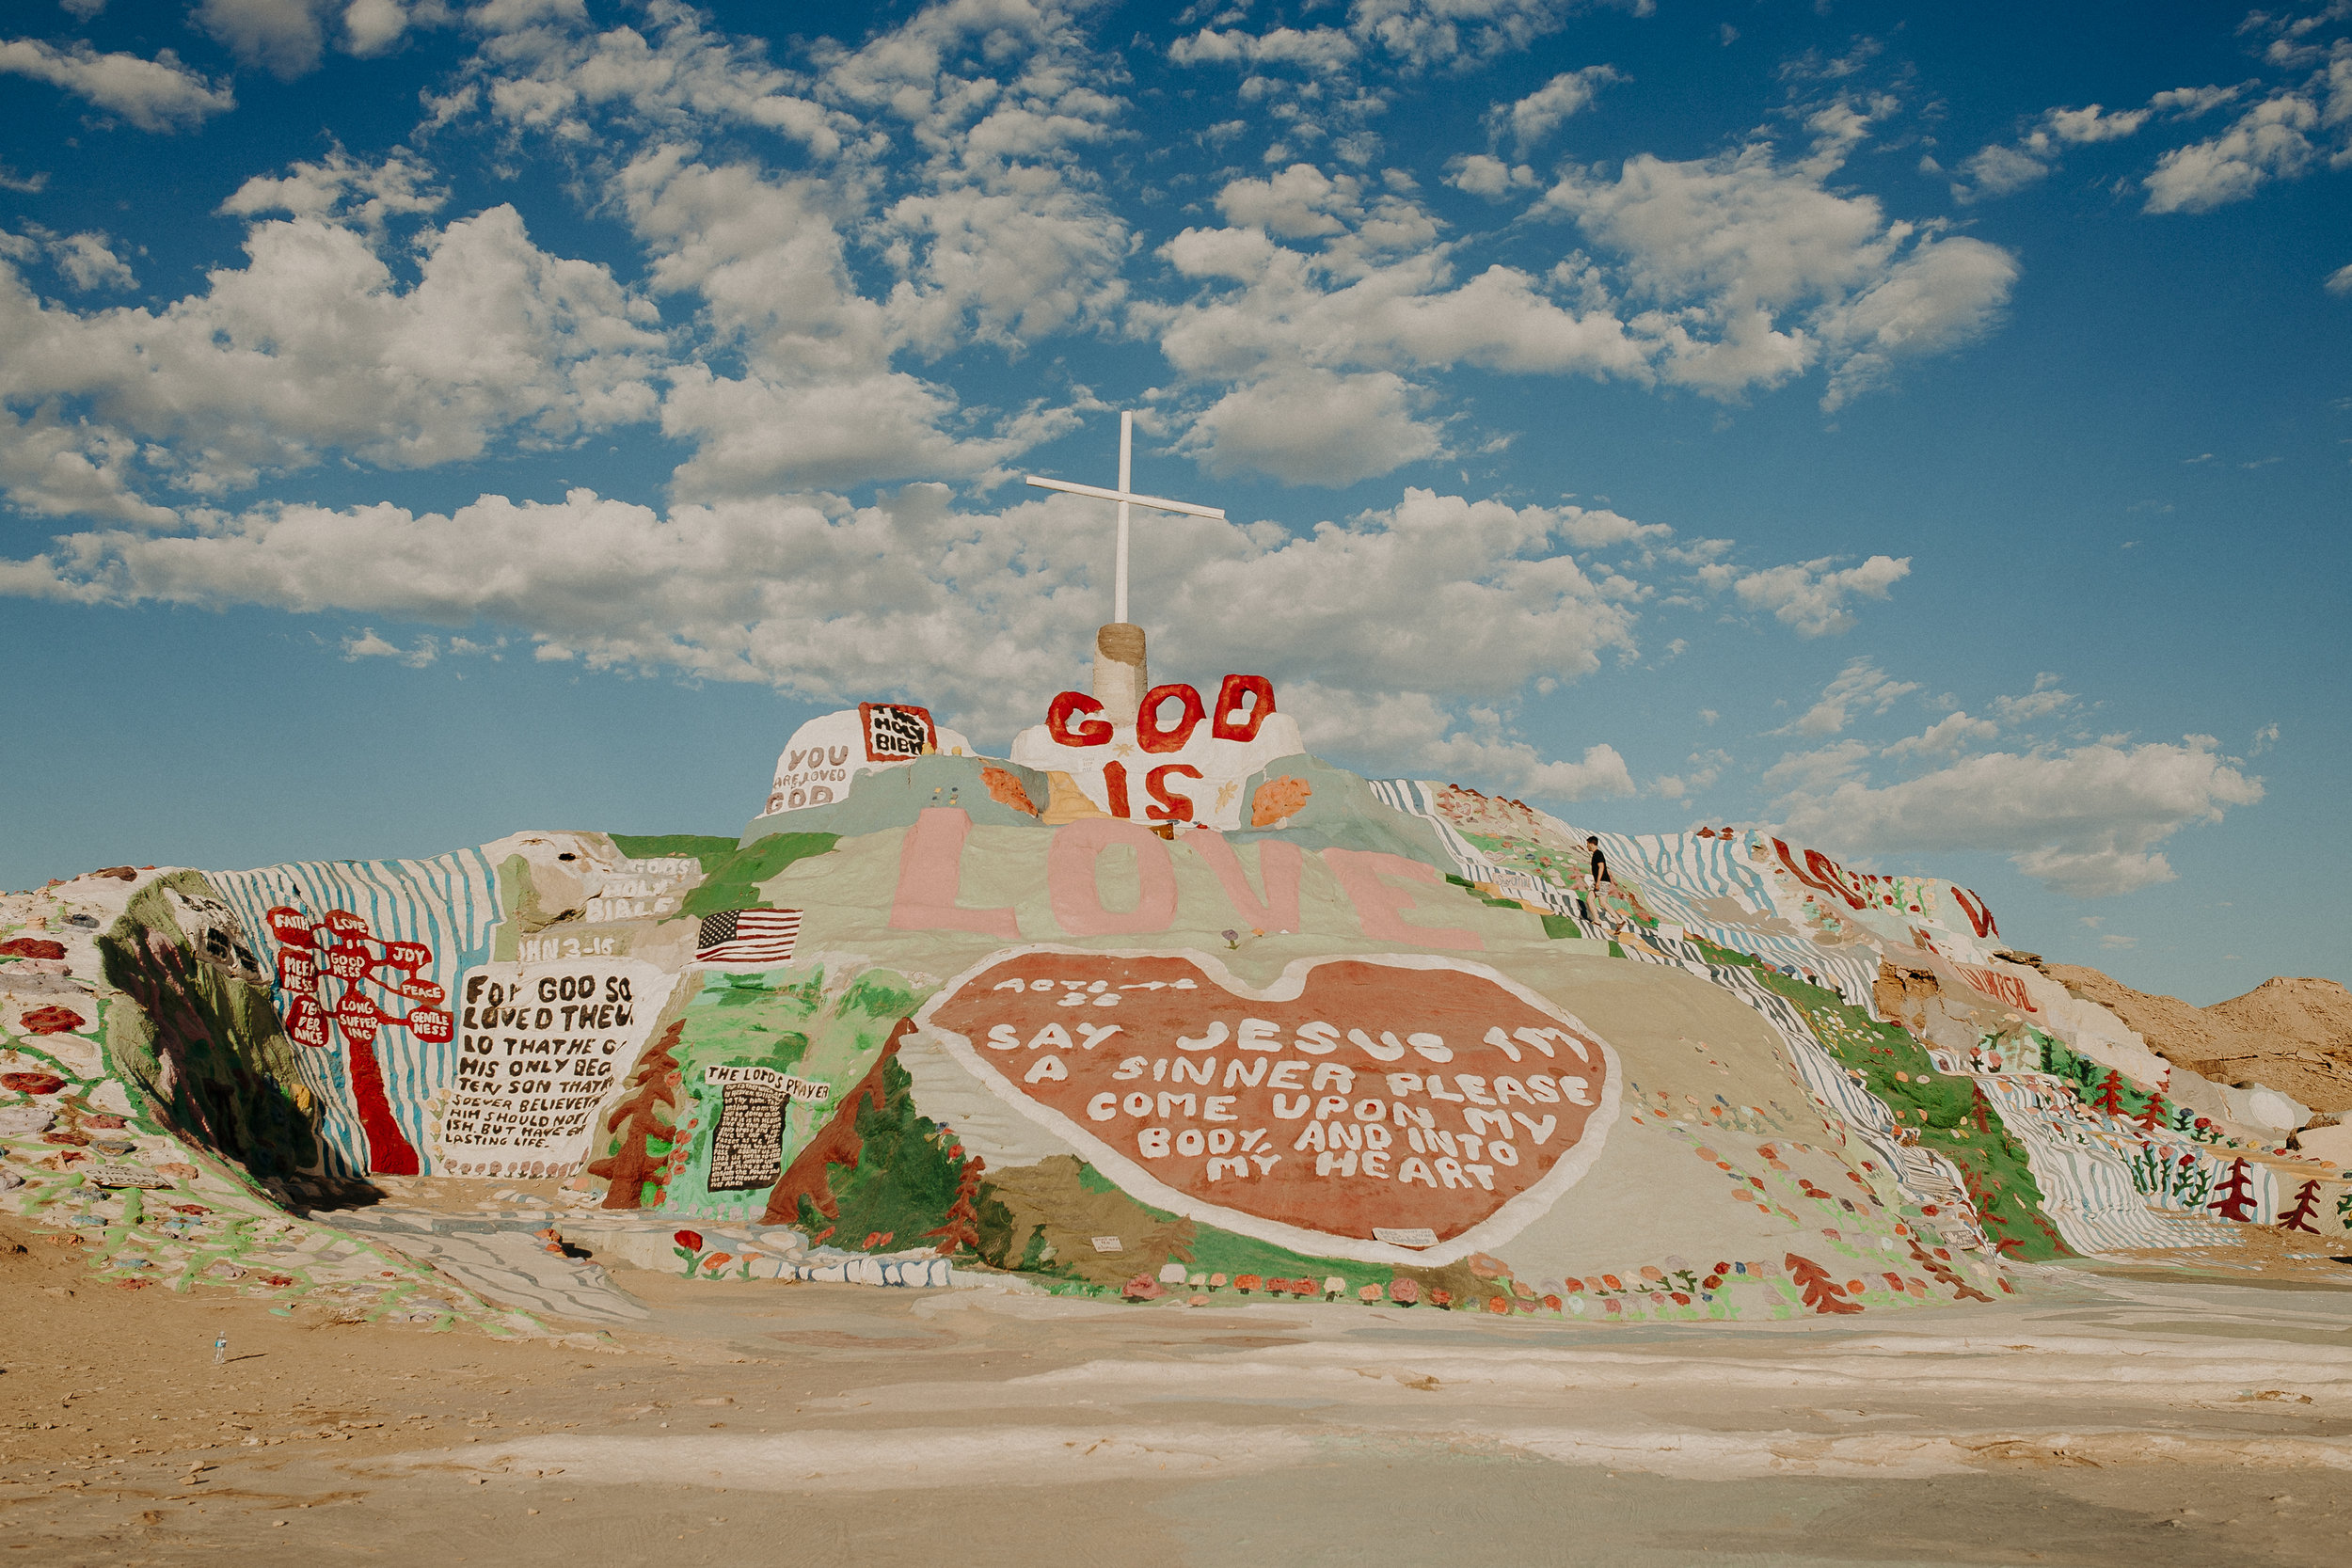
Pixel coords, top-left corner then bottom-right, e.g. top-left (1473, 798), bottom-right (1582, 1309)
top-left (1703, 939), bottom-right (2072, 1261)
top-left (1167, 1215), bottom-right (1396, 1298)
top-left (98, 873), bottom-right (319, 1179)
top-left (608, 833), bottom-right (742, 875)
top-left (1225, 753), bottom-right (1454, 867)
top-left (739, 755), bottom-right (1051, 843)
top-left (788, 1054), bottom-right (971, 1252)
top-left (660, 963), bottom-right (930, 1222)
top-left (679, 832), bottom-right (840, 918)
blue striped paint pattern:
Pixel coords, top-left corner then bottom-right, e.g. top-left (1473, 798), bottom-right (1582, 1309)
top-left (208, 851), bottom-right (502, 1176)
top-left (1973, 1073), bottom-right (2255, 1250)
top-left (1368, 781), bottom-right (1881, 1009)
top-left (1367, 780), bottom-right (1603, 935)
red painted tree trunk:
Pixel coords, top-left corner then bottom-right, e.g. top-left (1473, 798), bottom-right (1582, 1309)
top-left (342, 1032), bottom-right (420, 1176)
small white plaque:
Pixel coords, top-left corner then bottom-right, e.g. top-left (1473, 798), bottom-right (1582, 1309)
top-left (1374, 1227), bottom-right (1438, 1248)
top-left (1090, 1235), bottom-right (1123, 1253)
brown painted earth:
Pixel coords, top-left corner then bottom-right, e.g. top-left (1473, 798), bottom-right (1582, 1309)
top-left (15, 1216), bottom-right (2352, 1566)
top-left (2049, 969), bottom-right (2352, 1111)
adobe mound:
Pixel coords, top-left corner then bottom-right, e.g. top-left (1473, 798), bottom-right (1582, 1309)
top-left (4, 689), bottom-right (2346, 1326)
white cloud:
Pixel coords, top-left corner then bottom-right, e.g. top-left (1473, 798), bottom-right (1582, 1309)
top-left (1774, 736), bottom-right (2264, 897)
top-left (2327, 261), bottom-right (2352, 293)
top-left (2144, 92), bottom-right (2323, 213)
top-left (2149, 83), bottom-right (2247, 119)
top-left (468, 0), bottom-right (842, 151)
top-left (1543, 140), bottom-right (2017, 404)
top-left (0, 38), bottom-right (234, 131)
top-left (1490, 66), bottom-right (1622, 154)
top-left (5, 225), bottom-right (137, 293)
top-left (46, 231), bottom-right (135, 293)
top-left (220, 148), bottom-right (445, 229)
top-left (342, 627), bottom-right (438, 666)
top-left (1142, 177), bottom-right (1651, 480)
top-left (1176, 0), bottom-right (1631, 77)
top-left (342, 0), bottom-right (416, 55)
top-left (195, 0), bottom-right (337, 78)
top-left (1649, 751), bottom-right (1724, 800)
top-left (1444, 153), bottom-right (1537, 198)
top-left (1993, 677), bottom-right (2073, 724)
top-left (2098, 933), bottom-right (2139, 951)
top-left (1882, 709), bottom-right (1998, 758)
top-left (1762, 738), bottom-right (1872, 793)
top-left (1815, 235), bottom-right (2019, 408)
top-left (1295, 686), bottom-right (1636, 799)
top-left (1952, 143), bottom-right (2050, 203)
top-left (1721, 554), bottom-right (1910, 637)
top-left (1792, 657), bottom-right (1918, 736)
top-left (1216, 165), bottom-right (1365, 240)
top-left (0, 195), bottom-right (663, 519)
top-left (447, 3), bottom-right (1130, 499)
top-left (612, 149), bottom-right (1089, 499)
top-left (1949, 83), bottom-right (2257, 205)
top-left (2044, 103), bottom-right (2152, 143)
top-left (1348, 0), bottom-right (1605, 70)
top-left (1167, 25), bottom-right (1359, 72)
top-left (0, 482), bottom-right (1663, 775)
top-left (1151, 216), bottom-right (1647, 388)
top-left (1174, 368), bottom-right (1443, 486)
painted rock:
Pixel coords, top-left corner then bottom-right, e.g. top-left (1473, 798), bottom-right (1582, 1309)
top-left (2, 1070), bottom-right (69, 1095)
top-left (87, 1164), bottom-right (170, 1189)
top-left (0, 1106), bottom-right (54, 1134)
top-left (0, 938), bottom-right (67, 960)
top-left (917, 948), bottom-right (1619, 1266)
top-left (20, 1006), bottom-right (87, 1036)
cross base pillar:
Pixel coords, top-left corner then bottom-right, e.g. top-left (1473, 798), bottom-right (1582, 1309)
top-left (1091, 622), bottom-right (1148, 728)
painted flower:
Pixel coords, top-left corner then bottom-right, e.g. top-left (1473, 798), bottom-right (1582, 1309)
top-left (1388, 1277), bottom-right (1420, 1307)
top-left (1428, 1289), bottom-right (1452, 1309)
top-left (1486, 1295), bottom-right (1510, 1315)
top-left (674, 1229), bottom-right (704, 1252)
top-left (702, 1252), bottom-right (733, 1272)
top-left (1209, 1273), bottom-right (1228, 1289)
top-left (1358, 1284), bottom-right (1383, 1304)
top-left (1232, 1274), bottom-right (1262, 1294)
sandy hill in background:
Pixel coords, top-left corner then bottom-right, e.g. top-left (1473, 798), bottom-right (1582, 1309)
top-left (2046, 968), bottom-right (2352, 1113)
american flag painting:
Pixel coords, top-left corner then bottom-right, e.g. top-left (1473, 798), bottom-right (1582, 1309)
top-left (694, 908), bottom-right (802, 965)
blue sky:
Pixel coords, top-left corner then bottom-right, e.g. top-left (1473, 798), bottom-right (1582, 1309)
top-left (1, 0), bottom-right (2345, 1003)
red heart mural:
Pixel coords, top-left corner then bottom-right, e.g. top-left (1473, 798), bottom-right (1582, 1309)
top-left (916, 948), bottom-right (1620, 1265)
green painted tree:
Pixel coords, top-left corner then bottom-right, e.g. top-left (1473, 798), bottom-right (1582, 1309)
top-left (793, 1055), bottom-right (973, 1252)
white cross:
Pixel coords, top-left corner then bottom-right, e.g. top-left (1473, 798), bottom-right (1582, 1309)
top-left (1025, 411), bottom-right (1225, 626)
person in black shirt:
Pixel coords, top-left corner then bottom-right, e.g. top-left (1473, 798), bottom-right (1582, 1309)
top-left (1583, 835), bottom-right (1613, 929)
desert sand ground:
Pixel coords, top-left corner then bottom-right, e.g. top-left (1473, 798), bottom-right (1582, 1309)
top-left (9, 1215), bottom-right (2352, 1567)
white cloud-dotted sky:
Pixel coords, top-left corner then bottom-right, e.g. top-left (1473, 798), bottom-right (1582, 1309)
top-left (0, 0), bottom-right (2344, 1001)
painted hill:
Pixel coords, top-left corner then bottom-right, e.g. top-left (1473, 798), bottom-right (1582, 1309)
top-left (6, 670), bottom-right (2349, 1329)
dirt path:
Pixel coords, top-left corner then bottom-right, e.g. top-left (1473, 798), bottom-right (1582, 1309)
top-left (11, 1220), bottom-right (2352, 1566)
